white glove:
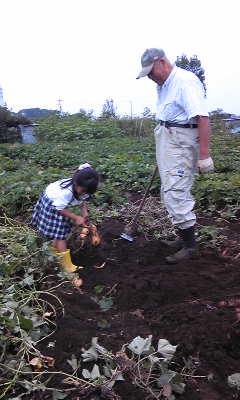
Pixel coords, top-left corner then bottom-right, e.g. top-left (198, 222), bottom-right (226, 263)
top-left (197, 157), bottom-right (214, 174)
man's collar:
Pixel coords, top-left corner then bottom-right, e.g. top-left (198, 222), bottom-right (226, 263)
top-left (161, 65), bottom-right (177, 88)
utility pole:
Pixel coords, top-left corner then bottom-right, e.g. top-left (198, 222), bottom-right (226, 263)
top-left (57, 98), bottom-right (63, 116)
top-left (0, 86), bottom-right (5, 107)
top-left (129, 100), bottom-right (133, 119)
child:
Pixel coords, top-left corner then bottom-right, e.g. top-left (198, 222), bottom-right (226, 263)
top-left (31, 163), bottom-right (99, 273)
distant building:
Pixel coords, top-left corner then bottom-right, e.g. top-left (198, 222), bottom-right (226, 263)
top-left (0, 86), bottom-right (4, 107)
top-left (223, 115), bottom-right (240, 134)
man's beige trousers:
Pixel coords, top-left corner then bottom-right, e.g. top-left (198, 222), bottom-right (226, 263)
top-left (154, 124), bottom-right (199, 230)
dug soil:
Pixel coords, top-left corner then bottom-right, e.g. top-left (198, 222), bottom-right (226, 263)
top-left (36, 217), bottom-right (240, 400)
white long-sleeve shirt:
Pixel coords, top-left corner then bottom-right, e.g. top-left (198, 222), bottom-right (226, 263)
top-left (156, 66), bottom-right (208, 123)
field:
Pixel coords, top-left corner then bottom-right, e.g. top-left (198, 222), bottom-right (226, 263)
top-left (0, 115), bottom-right (240, 400)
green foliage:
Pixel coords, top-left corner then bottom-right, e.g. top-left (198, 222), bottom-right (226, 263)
top-left (91, 286), bottom-right (114, 312)
top-left (193, 132), bottom-right (240, 215)
top-left (175, 54), bottom-right (206, 94)
top-left (209, 108), bottom-right (232, 121)
top-left (116, 116), bottom-right (156, 137)
top-left (35, 113), bottom-right (123, 141)
top-left (74, 108), bottom-right (94, 120)
top-left (0, 219), bottom-right (65, 398)
top-left (100, 98), bottom-right (117, 119)
top-left (80, 335), bottom-right (187, 399)
top-left (0, 136), bottom-right (156, 216)
top-left (194, 172), bottom-right (240, 212)
top-left (0, 107), bottom-right (30, 128)
top-left (197, 225), bottom-right (226, 249)
top-left (0, 155), bottom-right (63, 216)
top-left (0, 127), bottom-right (240, 220)
top-left (0, 107), bottom-right (31, 143)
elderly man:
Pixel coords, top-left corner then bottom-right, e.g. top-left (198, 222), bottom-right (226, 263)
top-left (137, 48), bottom-right (214, 264)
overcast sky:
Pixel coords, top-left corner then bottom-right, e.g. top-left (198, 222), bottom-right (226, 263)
top-left (1, 0), bottom-right (239, 116)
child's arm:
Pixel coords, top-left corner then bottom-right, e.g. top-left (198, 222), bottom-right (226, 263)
top-left (59, 209), bottom-right (86, 226)
top-left (80, 201), bottom-right (90, 225)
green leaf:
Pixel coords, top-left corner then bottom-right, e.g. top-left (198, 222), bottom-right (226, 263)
top-left (228, 373), bottom-right (240, 389)
top-left (172, 382), bottom-right (186, 394)
top-left (128, 335), bottom-right (153, 355)
top-left (91, 364), bottom-right (101, 380)
top-left (98, 296), bottom-right (113, 312)
top-left (97, 319), bottom-right (111, 329)
top-left (157, 339), bottom-right (178, 360)
top-left (94, 284), bottom-right (105, 294)
top-left (82, 346), bottom-right (98, 362)
top-left (19, 315), bottom-right (33, 331)
top-left (67, 354), bottom-right (79, 371)
top-left (22, 275), bottom-right (34, 286)
top-left (82, 364), bottom-right (101, 381)
top-left (6, 300), bottom-right (19, 309)
top-left (157, 371), bottom-right (176, 387)
top-left (52, 390), bottom-right (68, 400)
top-left (82, 368), bottom-right (91, 379)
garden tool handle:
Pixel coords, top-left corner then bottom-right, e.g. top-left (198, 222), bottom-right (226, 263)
top-left (130, 166), bottom-right (158, 226)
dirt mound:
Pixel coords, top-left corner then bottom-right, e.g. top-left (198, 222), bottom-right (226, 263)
top-left (36, 217), bottom-right (240, 400)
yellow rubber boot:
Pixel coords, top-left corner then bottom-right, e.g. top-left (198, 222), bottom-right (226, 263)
top-left (55, 249), bottom-right (78, 273)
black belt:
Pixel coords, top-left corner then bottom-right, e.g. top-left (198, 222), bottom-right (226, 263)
top-left (159, 120), bottom-right (198, 129)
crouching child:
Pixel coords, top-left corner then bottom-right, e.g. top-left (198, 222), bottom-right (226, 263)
top-left (31, 163), bottom-right (99, 273)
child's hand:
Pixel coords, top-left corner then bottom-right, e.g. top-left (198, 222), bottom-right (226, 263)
top-left (83, 215), bottom-right (90, 225)
top-left (74, 216), bottom-right (87, 226)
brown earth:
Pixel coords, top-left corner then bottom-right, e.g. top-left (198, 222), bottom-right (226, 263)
top-left (31, 217), bottom-right (240, 400)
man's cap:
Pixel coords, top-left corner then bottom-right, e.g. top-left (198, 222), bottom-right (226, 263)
top-left (136, 48), bottom-right (166, 79)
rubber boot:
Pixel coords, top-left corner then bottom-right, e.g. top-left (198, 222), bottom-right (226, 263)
top-left (161, 229), bottom-right (184, 251)
top-left (55, 249), bottom-right (78, 273)
top-left (166, 226), bottom-right (198, 264)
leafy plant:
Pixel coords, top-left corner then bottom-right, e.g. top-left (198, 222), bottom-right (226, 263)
top-left (90, 285), bottom-right (114, 312)
top-left (79, 335), bottom-right (192, 399)
top-left (0, 218), bottom-right (66, 399)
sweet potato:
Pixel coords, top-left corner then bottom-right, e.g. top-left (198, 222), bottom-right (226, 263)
top-left (90, 224), bottom-right (101, 246)
top-left (81, 227), bottom-right (89, 235)
top-left (79, 227), bottom-right (90, 245)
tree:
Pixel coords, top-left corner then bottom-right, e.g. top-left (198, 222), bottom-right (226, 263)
top-left (209, 108), bottom-right (232, 120)
top-left (0, 106), bottom-right (31, 142)
top-left (175, 54), bottom-right (206, 95)
top-left (75, 108), bottom-right (94, 120)
top-left (18, 108), bottom-right (56, 119)
top-left (101, 99), bottom-right (117, 118)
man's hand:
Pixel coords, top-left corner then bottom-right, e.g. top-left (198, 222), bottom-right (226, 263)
top-left (197, 157), bottom-right (214, 174)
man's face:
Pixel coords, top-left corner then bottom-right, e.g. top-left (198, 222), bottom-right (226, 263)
top-left (148, 59), bottom-right (166, 84)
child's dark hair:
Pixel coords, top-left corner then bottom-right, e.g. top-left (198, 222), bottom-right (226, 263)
top-left (60, 167), bottom-right (99, 195)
